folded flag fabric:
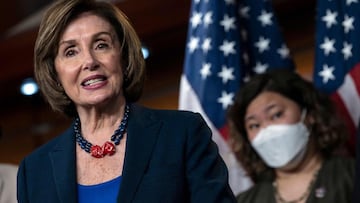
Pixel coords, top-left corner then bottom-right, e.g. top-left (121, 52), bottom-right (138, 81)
top-left (314, 0), bottom-right (360, 154)
top-left (179, 0), bottom-right (293, 195)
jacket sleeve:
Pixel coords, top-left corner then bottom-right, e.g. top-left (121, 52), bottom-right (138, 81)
top-left (185, 113), bottom-right (237, 203)
top-left (17, 159), bottom-right (29, 203)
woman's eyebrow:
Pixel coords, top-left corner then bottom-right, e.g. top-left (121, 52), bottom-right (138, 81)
top-left (58, 31), bottom-right (114, 45)
top-left (58, 39), bottom-right (76, 47)
top-left (246, 103), bottom-right (277, 119)
top-left (264, 103), bottom-right (277, 114)
top-left (93, 31), bottom-right (114, 41)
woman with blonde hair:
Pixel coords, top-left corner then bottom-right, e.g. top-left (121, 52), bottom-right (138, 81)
top-left (17, 0), bottom-right (236, 202)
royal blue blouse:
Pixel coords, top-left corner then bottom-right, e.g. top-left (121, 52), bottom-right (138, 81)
top-left (77, 176), bottom-right (122, 203)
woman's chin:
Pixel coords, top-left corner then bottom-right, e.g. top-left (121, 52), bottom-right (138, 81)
top-left (83, 95), bottom-right (123, 107)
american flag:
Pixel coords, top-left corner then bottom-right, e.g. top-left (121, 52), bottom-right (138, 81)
top-left (314, 0), bottom-right (360, 154)
top-left (179, 0), bottom-right (293, 195)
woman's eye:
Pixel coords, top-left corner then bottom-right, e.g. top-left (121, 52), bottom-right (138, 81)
top-left (65, 49), bottom-right (76, 57)
top-left (96, 42), bottom-right (110, 50)
top-left (271, 111), bottom-right (282, 120)
top-left (247, 123), bottom-right (259, 131)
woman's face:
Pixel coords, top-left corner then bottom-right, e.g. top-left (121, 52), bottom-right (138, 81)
top-left (55, 12), bottom-right (123, 109)
top-left (245, 91), bottom-right (302, 141)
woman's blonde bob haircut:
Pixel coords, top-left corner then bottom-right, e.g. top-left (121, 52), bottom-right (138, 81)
top-left (34, 0), bottom-right (145, 117)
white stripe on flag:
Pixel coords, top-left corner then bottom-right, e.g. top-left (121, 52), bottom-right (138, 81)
top-left (338, 74), bottom-right (360, 128)
top-left (179, 75), bottom-right (253, 195)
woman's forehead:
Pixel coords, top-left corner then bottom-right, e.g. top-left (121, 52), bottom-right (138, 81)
top-left (60, 13), bottom-right (114, 39)
top-left (245, 91), bottom-right (298, 119)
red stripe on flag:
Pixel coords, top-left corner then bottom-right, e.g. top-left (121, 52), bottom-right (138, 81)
top-left (219, 124), bottom-right (229, 141)
top-left (331, 93), bottom-right (356, 155)
top-left (349, 63), bottom-right (360, 96)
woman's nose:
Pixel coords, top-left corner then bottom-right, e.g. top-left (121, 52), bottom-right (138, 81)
top-left (82, 50), bottom-right (99, 70)
top-left (260, 121), bottom-right (271, 129)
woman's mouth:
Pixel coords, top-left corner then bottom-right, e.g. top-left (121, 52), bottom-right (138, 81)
top-left (81, 76), bottom-right (107, 86)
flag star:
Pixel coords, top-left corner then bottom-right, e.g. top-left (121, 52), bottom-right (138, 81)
top-left (194, 0), bottom-right (200, 3)
top-left (322, 9), bottom-right (337, 28)
top-left (239, 6), bottom-right (250, 18)
top-left (190, 12), bottom-right (202, 29)
top-left (257, 10), bottom-right (273, 26)
top-left (320, 37), bottom-right (336, 56)
top-left (220, 15), bottom-right (236, 32)
top-left (342, 42), bottom-right (352, 60)
top-left (203, 11), bottom-right (213, 27)
top-left (217, 91), bottom-right (234, 110)
top-left (218, 66), bottom-right (235, 84)
top-left (342, 15), bottom-right (354, 33)
top-left (200, 63), bottom-right (212, 79)
top-left (319, 64), bottom-right (335, 83)
top-left (253, 62), bottom-right (269, 73)
top-left (346, 0), bottom-right (358, 5)
top-left (255, 36), bottom-right (270, 53)
top-left (188, 36), bottom-right (200, 53)
top-left (277, 44), bottom-right (290, 59)
top-left (202, 38), bottom-right (212, 54)
top-left (219, 40), bottom-right (236, 56)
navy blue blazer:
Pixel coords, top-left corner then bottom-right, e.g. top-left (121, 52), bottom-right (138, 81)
top-left (17, 104), bottom-right (236, 203)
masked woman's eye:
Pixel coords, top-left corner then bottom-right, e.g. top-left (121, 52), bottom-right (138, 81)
top-left (247, 123), bottom-right (260, 131)
top-left (271, 111), bottom-right (283, 120)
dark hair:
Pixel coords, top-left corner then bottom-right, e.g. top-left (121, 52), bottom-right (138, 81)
top-left (34, 0), bottom-right (145, 117)
top-left (227, 69), bottom-right (347, 182)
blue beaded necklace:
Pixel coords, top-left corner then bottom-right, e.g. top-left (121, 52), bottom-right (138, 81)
top-left (74, 104), bottom-right (130, 158)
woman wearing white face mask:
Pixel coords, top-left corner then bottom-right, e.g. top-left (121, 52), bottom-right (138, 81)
top-left (227, 69), bottom-right (354, 203)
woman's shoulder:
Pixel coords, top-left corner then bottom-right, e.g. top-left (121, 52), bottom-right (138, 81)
top-left (310, 156), bottom-right (355, 202)
top-left (323, 155), bottom-right (355, 173)
top-left (237, 182), bottom-right (274, 203)
top-left (20, 125), bottom-right (74, 163)
top-left (320, 155), bottom-right (355, 180)
top-left (0, 163), bottom-right (18, 177)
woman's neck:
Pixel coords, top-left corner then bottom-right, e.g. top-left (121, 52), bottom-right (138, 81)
top-left (76, 103), bottom-right (127, 143)
top-left (275, 152), bottom-right (322, 179)
top-left (76, 98), bottom-right (126, 132)
top-left (273, 152), bottom-right (323, 203)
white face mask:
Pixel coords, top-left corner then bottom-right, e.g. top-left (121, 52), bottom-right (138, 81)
top-left (250, 112), bottom-right (310, 168)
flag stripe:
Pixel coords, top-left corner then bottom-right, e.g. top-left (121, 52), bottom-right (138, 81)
top-left (331, 93), bottom-right (356, 153)
top-left (337, 74), bottom-right (360, 127)
top-left (349, 63), bottom-right (360, 97)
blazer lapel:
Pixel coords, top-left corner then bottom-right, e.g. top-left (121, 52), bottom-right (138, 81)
top-left (49, 126), bottom-right (78, 203)
top-left (118, 104), bottom-right (162, 203)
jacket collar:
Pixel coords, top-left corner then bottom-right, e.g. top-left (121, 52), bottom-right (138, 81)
top-left (48, 104), bottom-right (162, 203)
top-left (117, 104), bottom-right (162, 203)
top-left (49, 125), bottom-right (78, 203)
